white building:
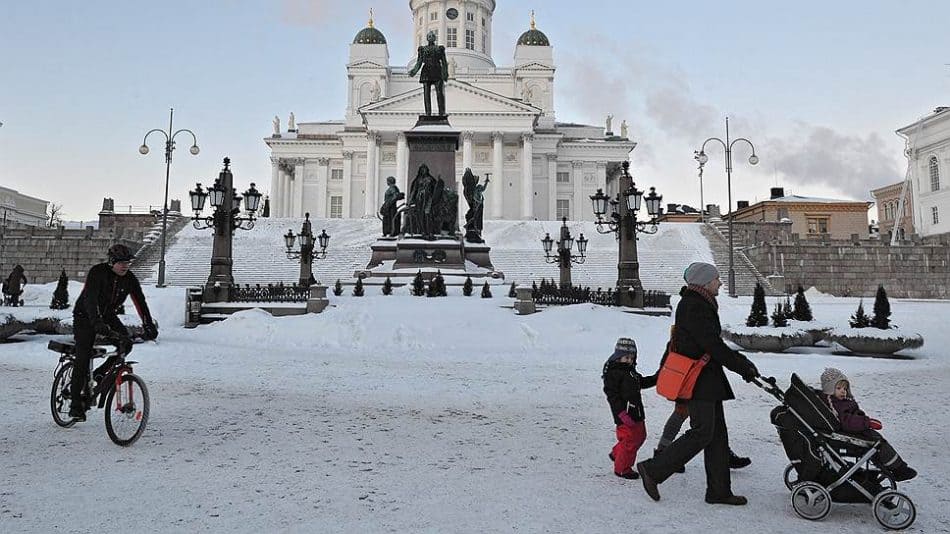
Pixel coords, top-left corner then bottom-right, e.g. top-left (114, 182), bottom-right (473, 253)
top-left (897, 106), bottom-right (950, 237)
top-left (264, 1), bottom-right (635, 222)
top-left (0, 185), bottom-right (49, 227)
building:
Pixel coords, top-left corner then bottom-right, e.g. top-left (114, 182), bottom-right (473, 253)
top-left (264, 2), bottom-right (635, 222)
top-left (730, 187), bottom-right (871, 240)
top-left (870, 180), bottom-right (914, 241)
top-left (0, 185), bottom-right (49, 227)
top-left (896, 106), bottom-right (950, 238)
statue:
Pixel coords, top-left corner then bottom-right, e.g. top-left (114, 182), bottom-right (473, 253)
top-left (447, 57), bottom-right (457, 79)
top-left (620, 120), bottom-right (628, 138)
top-left (433, 178), bottom-right (459, 236)
top-left (407, 30), bottom-right (449, 117)
top-left (605, 114), bottom-right (613, 134)
top-left (407, 164), bottom-right (439, 239)
top-left (272, 115), bottom-right (280, 135)
top-left (462, 168), bottom-right (489, 243)
top-left (370, 80), bottom-right (381, 102)
top-left (288, 112), bottom-right (296, 131)
top-left (521, 84), bottom-right (533, 103)
top-left (379, 176), bottom-right (404, 237)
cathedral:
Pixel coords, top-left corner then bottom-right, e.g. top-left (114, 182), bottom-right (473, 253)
top-left (265, 0), bottom-right (634, 222)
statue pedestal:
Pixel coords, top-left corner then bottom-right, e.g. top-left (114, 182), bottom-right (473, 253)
top-left (359, 236), bottom-right (500, 282)
top-left (406, 119), bottom-right (460, 193)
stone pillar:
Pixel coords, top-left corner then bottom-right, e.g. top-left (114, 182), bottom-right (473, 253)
top-left (491, 131), bottom-right (504, 219)
top-left (269, 158), bottom-right (279, 217)
top-left (316, 158), bottom-right (329, 218)
top-left (547, 154), bottom-right (558, 221)
top-left (342, 150), bottom-right (354, 218)
top-left (365, 133), bottom-right (379, 218)
top-left (521, 133), bottom-right (534, 220)
top-left (396, 133), bottom-right (408, 195)
top-left (461, 131), bottom-right (474, 227)
top-left (294, 159), bottom-right (305, 218)
top-left (571, 161), bottom-right (584, 221)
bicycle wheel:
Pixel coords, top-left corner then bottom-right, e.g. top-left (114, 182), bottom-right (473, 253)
top-left (50, 363), bottom-right (77, 428)
top-left (104, 373), bottom-right (149, 446)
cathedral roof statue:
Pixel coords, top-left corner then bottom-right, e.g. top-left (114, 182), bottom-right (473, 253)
top-left (516, 11), bottom-right (550, 46)
top-left (353, 9), bottom-right (387, 44)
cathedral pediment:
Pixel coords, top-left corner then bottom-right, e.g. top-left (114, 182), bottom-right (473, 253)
top-left (359, 80), bottom-right (540, 116)
top-left (347, 59), bottom-right (388, 70)
top-left (514, 61), bottom-right (554, 71)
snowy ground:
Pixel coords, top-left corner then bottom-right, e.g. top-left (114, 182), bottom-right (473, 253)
top-left (1, 283), bottom-right (949, 533)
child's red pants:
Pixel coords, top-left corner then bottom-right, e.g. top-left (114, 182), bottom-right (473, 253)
top-left (612, 421), bottom-right (647, 474)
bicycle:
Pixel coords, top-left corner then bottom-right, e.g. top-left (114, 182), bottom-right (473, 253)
top-left (48, 334), bottom-right (150, 446)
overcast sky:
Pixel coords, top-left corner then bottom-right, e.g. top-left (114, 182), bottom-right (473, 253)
top-left (1, 1), bottom-right (948, 221)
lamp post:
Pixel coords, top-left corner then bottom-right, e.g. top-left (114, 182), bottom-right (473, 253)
top-left (695, 117), bottom-right (759, 298)
top-left (541, 217), bottom-right (588, 288)
top-left (284, 213), bottom-right (330, 287)
top-left (139, 108), bottom-right (200, 287)
top-left (189, 157), bottom-right (262, 303)
top-left (589, 160), bottom-right (663, 308)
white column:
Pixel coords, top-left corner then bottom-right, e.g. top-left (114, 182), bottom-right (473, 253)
top-left (342, 150), bottom-right (354, 218)
top-left (396, 133), bottom-right (408, 195)
top-left (439, 0), bottom-right (447, 44)
top-left (491, 131), bottom-right (504, 218)
top-left (365, 133), bottom-right (379, 217)
top-left (294, 160), bottom-right (305, 217)
top-left (316, 158), bottom-right (329, 218)
top-left (269, 158), bottom-right (279, 217)
top-left (547, 154), bottom-right (558, 221)
top-left (521, 133), bottom-right (534, 219)
top-left (282, 170), bottom-right (292, 217)
top-left (572, 161), bottom-right (584, 221)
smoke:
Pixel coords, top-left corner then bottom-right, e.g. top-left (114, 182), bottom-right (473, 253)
top-left (280, 0), bottom-right (409, 44)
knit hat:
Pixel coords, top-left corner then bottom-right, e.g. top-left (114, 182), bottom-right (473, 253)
top-left (609, 337), bottom-right (638, 361)
top-left (684, 262), bottom-right (720, 286)
top-left (820, 367), bottom-right (850, 395)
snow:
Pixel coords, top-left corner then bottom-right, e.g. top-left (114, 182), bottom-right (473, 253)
top-left (1, 285), bottom-right (949, 532)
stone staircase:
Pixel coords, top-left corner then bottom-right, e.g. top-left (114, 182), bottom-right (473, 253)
top-left (702, 219), bottom-right (780, 296)
top-left (130, 213), bottom-right (189, 281)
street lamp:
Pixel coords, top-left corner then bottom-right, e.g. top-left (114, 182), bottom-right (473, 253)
top-left (694, 117), bottom-right (759, 298)
top-left (189, 157), bottom-right (262, 302)
top-left (590, 160), bottom-right (662, 308)
top-left (284, 213), bottom-right (330, 287)
top-left (139, 108), bottom-right (200, 288)
top-left (541, 217), bottom-right (587, 288)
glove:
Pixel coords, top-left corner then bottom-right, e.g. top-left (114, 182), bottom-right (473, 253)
top-left (93, 320), bottom-right (112, 336)
top-left (141, 321), bottom-right (159, 341)
top-left (740, 360), bottom-right (759, 383)
top-left (618, 411), bottom-right (636, 428)
top-left (869, 418), bottom-right (883, 430)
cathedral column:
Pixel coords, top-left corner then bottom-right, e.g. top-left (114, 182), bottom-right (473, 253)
top-left (491, 131), bottom-right (504, 218)
top-left (365, 132), bottom-right (380, 217)
top-left (342, 150), bottom-right (354, 218)
top-left (316, 158), bottom-right (329, 218)
top-left (269, 157), bottom-right (279, 217)
top-left (439, 0), bottom-right (447, 44)
top-left (572, 161), bottom-right (584, 221)
top-left (547, 154), bottom-right (558, 221)
top-left (521, 133), bottom-right (534, 219)
top-left (294, 160), bottom-right (305, 217)
top-left (281, 163), bottom-right (293, 217)
top-left (396, 133), bottom-right (408, 195)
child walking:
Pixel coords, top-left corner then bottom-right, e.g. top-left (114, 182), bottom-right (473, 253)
top-left (603, 338), bottom-right (656, 479)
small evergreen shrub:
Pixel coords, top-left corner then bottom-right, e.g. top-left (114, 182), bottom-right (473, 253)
top-left (872, 285), bottom-right (891, 329)
top-left (746, 283), bottom-right (769, 327)
top-left (849, 300), bottom-right (870, 328)
top-left (792, 285), bottom-right (813, 321)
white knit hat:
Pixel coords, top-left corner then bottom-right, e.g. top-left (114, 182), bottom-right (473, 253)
top-left (820, 368), bottom-right (849, 395)
top-left (684, 262), bottom-right (720, 286)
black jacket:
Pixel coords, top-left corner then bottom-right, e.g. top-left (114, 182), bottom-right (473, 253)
top-left (603, 361), bottom-right (657, 424)
top-left (74, 263), bottom-right (153, 329)
top-left (671, 286), bottom-right (754, 401)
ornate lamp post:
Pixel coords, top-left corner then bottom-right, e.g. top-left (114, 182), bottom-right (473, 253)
top-left (541, 217), bottom-right (588, 288)
top-left (284, 213), bottom-right (330, 287)
top-left (590, 160), bottom-right (663, 308)
top-left (139, 108), bottom-right (200, 287)
top-left (695, 117), bottom-right (759, 298)
top-left (189, 158), bottom-right (262, 303)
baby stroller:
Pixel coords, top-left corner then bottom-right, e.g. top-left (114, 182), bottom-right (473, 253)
top-left (1, 281), bottom-right (24, 307)
top-left (753, 374), bottom-right (916, 530)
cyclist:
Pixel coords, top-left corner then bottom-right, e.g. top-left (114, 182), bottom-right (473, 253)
top-left (68, 244), bottom-right (158, 421)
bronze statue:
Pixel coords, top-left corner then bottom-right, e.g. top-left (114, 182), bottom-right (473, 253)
top-left (408, 30), bottom-right (449, 117)
top-left (380, 176), bottom-right (404, 237)
top-left (408, 164), bottom-right (438, 239)
top-left (462, 168), bottom-right (489, 243)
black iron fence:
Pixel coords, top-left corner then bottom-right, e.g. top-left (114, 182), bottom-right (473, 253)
top-left (530, 280), bottom-right (670, 308)
top-left (229, 283), bottom-right (309, 303)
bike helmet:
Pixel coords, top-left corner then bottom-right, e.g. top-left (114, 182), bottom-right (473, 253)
top-left (107, 243), bottom-right (136, 264)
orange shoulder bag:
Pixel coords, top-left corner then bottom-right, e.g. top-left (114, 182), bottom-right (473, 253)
top-left (656, 326), bottom-right (710, 401)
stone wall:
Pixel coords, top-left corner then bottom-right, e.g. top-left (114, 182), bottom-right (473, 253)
top-left (0, 226), bottom-right (142, 284)
top-left (729, 220), bottom-right (792, 247)
top-left (745, 237), bottom-right (950, 298)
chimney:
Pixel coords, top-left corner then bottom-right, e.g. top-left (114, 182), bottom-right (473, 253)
top-left (736, 200), bottom-right (750, 210)
top-left (666, 203), bottom-right (679, 214)
top-left (770, 187), bottom-right (785, 199)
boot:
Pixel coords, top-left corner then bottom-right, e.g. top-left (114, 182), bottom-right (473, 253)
top-left (655, 448), bottom-right (685, 473)
top-left (614, 470), bottom-right (639, 480)
top-left (705, 494), bottom-right (748, 506)
top-left (890, 464), bottom-right (917, 482)
top-left (635, 461), bottom-right (660, 501)
top-left (729, 449), bottom-right (751, 469)
top-left (68, 403), bottom-right (87, 422)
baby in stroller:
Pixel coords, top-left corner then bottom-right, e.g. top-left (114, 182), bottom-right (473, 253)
top-left (820, 368), bottom-right (916, 482)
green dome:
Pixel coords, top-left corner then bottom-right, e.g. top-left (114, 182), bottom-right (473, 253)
top-left (353, 26), bottom-right (386, 45)
top-left (517, 29), bottom-right (550, 46)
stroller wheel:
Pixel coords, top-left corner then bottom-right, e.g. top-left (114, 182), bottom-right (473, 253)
top-left (783, 463), bottom-right (801, 491)
top-left (790, 482), bottom-right (831, 521)
top-left (872, 490), bottom-right (915, 530)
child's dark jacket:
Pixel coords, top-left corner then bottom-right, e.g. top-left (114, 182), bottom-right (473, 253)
top-left (603, 361), bottom-right (656, 424)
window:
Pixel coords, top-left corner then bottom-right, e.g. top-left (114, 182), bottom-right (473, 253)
top-left (446, 27), bottom-right (457, 47)
top-left (331, 169), bottom-right (343, 181)
top-left (431, 29), bottom-right (438, 43)
top-left (933, 206), bottom-right (940, 225)
top-left (482, 17), bottom-right (486, 27)
top-left (467, 12), bottom-right (475, 22)
top-left (777, 207), bottom-right (789, 221)
top-left (556, 199), bottom-right (571, 220)
top-left (556, 172), bottom-right (570, 183)
top-left (482, 33), bottom-right (487, 53)
top-left (430, 11), bottom-right (438, 21)
top-left (330, 196), bottom-right (343, 219)
top-left (807, 217), bottom-right (829, 234)
top-left (465, 29), bottom-right (475, 50)
top-left (930, 156), bottom-right (940, 191)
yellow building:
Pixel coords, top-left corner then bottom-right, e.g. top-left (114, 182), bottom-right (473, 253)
top-left (731, 187), bottom-right (871, 240)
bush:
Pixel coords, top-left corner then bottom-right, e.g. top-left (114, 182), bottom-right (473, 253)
top-left (427, 271), bottom-right (447, 297)
top-left (849, 300), bottom-right (870, 328)
top-left (411, 271), bottom-right (426, 297)
top-left (746, 283), bottom-right (768, 327)
top-left (792, 285), bottom-right (813, 321)
top-left (352, 277), bottom-right (364, 297)
top-left (782, 295), bottom-right (793, 320)
top-left (333, 279), bottom-right (343, 296)
top-left (508, 282), bottom-right (517, 298)
top-left (872, 285), bottom-right (891, 329)
top-left (481, 281), bottom-right (492, 298)
top-left (381, 276), bottom-right (393, 296)
top-left (50, 269), bottom-right (70, 310)
top-left (462, 276), bottom-right (473, 296)
top-left (771, 302), bottom-right (788, 327)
